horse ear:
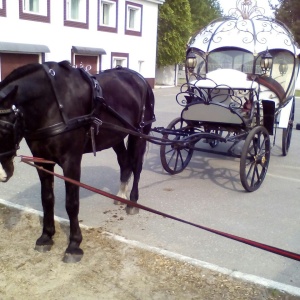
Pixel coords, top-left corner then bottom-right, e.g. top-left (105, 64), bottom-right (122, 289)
top-left (0, 85), bottom-right (18, 101)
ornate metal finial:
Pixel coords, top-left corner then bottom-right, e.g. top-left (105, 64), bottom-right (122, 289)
top-left (228, 0), bottom-right (265, 19)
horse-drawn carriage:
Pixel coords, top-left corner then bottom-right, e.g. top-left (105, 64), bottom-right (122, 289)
top-left (156, 0), bottom-right (300, 192)
top-left (0, 0), bottom-right (299, 262)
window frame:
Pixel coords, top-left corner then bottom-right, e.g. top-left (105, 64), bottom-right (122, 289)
top-left (125, 1), bottom-right (142, 37)
top-left (111, 52), bottom-right (129, 68)
top-left (0, 0), bottom-right (6, 17)
top-left (64, 0), bottom-right (89, 29)
top-left (19, 0), bottom-right (50, 23)
top-left (98, 0), bottom-right (118, 33)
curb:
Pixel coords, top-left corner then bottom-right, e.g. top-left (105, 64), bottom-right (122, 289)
top-left (1, 198), bottom-right (300, 297)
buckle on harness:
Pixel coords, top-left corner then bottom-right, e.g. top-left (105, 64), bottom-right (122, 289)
top-left (90, 118), bottom-right (103, 157)
top-left (92, 117), bottom-right (102, 135)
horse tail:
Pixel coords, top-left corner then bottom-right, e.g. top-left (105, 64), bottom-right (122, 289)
top-left (145, 80), bottom-right (156, 132)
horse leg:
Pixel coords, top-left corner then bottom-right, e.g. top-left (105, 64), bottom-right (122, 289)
top-left (62, 158), bottom-right (84, 263)
top-left (35, 163), bottom-right (56, 252)
top-left (126, 135), bottom-right (148, 215)
top-left (113, 142), bottom-right (132, 205)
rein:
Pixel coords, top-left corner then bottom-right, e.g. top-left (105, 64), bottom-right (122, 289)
top-left (20, 155), bottom-right (300, 262)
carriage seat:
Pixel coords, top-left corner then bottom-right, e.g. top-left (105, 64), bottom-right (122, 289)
top-left (184, 69), bottom-right (258, 125)
top-left (190, 69), bottom-right (258, 106)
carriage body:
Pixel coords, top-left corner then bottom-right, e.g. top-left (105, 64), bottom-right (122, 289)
top-left (184, 9), bottom-right (299, 132)
top-left (159, 1), bottom-right (300, 191)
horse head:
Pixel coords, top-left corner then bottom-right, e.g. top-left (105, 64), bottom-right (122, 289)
top-left (0, 62), bottom-right (64, 183)
top-left (0, 83), bottom-right (22, 182)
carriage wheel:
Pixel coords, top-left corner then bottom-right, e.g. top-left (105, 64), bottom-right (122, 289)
top-left (282, 98), bottom-right (295, 156)
top-left (240, 126), bottom-right (271, 192)
top-left (160, 117), bottom-right (194, 174)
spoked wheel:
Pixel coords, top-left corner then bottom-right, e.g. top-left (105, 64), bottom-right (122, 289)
top-left (160, 117), bottom-right (194, 174)
top-left (282, 98), bottom-right (295, 156)
top-left (240, 126), bottom-right (271, 192)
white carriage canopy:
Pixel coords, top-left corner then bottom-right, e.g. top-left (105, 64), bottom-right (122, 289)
top-left (186, 0), bottom-right (300, 101)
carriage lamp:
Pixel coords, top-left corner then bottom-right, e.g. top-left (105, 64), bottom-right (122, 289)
top-left (279, 60), bottom-right (288, 75)
top-left (260, 50), bottom-right (273, 75)
top-left (186, 52), bottom-right (197, 73)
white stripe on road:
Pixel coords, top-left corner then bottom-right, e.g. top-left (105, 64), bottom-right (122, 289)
top-left (267, 172), bottom-right (300, 183)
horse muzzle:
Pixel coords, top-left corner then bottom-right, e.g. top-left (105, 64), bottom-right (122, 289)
top-left (0, 160), bottom-right (14, 182)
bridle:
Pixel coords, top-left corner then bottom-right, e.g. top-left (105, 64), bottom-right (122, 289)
top-left (0, 105), bottom-right (23, 159)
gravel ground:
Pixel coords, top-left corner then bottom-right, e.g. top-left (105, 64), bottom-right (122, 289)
top-left (0, 203), bottom-right (299, 300)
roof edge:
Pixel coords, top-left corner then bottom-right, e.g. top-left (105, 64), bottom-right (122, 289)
top-left (0, 41), bottom-right (50, 53)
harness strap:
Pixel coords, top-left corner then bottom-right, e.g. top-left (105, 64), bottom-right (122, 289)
top-left (0, 91), bottom-right (6, 99)
top-left (0, 108), bottom-right (13, 114)
top-left (25, 64), bottom-right (103, 150)
top-left (79, 68), bottom-right (104, 104)
top-left (24, 114), bottom-right (99, 141)
top-left (42, 64), bottom-right (69, 124)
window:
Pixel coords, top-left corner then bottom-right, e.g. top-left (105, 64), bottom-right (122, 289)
top-left (125, 1), bottom-right (142, 36)
top-left (208, 49), bottom-right (254, 73)
top-left (261, 50), bottom-right (294, 92)
top-left (23, 0), bottom-right (47, 15)
top-left (98, 0), bottom-right (117, 33)
top-left (111, 52), bottom-right (129, 68)
top-left (66, 0), bottom-right (86, 21)
top-left (0, 0), bottom-right (6, 17)
top-left (138, 60), bottom-right (144, 73)
top-left (19, 0), bottom-right (50, 22)
top-left (64, 0), bottom-right (89, 29)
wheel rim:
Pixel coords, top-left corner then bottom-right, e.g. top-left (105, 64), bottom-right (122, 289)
top-left (240, 126), bottom-right (270, 192)
top-left (282, 124), bottom-right (292, 156)
top-left (160, 118), bottom-right (194, 174)
top-left (282, 100), bottom-right (294, 156)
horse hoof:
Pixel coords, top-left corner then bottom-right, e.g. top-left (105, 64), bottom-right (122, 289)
top-left (126, 206), bottom-right (139, 215)
top-left (63, 253), bottom-right (83, 263)
top-left (35, 244), bottom-right (53, 253)
top-left (114, 200), bottom-right (123, 205)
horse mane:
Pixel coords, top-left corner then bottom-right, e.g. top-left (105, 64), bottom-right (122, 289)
top-left (0, 63), bottom-right (42, 88)
top-left (58, 60), bottom-right (74, 71)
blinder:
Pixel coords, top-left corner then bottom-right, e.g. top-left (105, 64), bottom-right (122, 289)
top-left (0, 105), bottom-right (23, 159)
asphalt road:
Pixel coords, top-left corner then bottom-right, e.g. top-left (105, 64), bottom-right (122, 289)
top-left (1, 87), bottom-right (300, 289)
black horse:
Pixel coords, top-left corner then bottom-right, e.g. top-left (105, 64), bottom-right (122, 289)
top-left (0, 61), bottom-right (155, 262)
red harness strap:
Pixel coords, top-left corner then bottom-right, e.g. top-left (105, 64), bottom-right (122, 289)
top-left (20, 155), bottom-right (300, 262)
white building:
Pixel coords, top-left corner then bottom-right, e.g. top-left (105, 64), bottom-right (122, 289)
top-left (0, 0), bottom-right (164, 87)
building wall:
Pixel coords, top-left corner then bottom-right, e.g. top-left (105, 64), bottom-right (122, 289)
top-left (0, 0), bottom-right (164, 87)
